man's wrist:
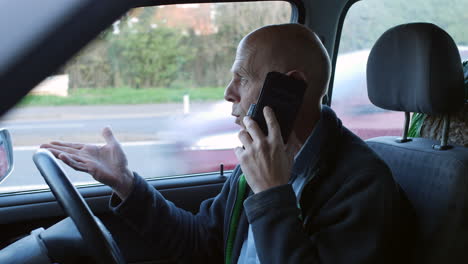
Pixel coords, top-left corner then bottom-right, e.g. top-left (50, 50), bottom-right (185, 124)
top-left (114, 169), bottom-right (135, 200)
top-left (251, 178), bottom-right (289, 194)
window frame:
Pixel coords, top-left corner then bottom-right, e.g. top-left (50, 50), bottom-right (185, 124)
top-left (326, 0), bottom-right (358, 107)
top-left (133, 0), bottom-right (305, 24)
top-left (0, 0), bottom-right (300, 196)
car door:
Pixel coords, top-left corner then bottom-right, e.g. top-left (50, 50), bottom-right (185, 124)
top-left (0, 0), bottom-right (311, 263)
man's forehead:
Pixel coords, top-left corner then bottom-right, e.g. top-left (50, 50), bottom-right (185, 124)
top-left (230, 58), bottom-right (249, 74)
top-left (231, 39), bottom-right (262, 75)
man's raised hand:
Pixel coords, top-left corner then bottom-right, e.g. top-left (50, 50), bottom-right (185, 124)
top-left (40, 127), bottom-right (134, 200)
top-left (235, 107), bottom-right (298, 194)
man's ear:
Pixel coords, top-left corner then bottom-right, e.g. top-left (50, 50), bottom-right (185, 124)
top-left (285, 70), bottom-right (307, 81)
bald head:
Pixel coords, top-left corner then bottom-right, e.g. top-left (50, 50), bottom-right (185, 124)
top-left (238, 23), bottom-right (331, 99)
top-left (225, 23), bottom-right (331, 143)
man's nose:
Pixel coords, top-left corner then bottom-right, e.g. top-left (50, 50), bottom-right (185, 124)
top-left (224, 80), bottom-right (240, 103)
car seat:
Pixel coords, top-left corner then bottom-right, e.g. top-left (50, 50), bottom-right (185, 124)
top-left (365, 23), bottom-right (468, 263)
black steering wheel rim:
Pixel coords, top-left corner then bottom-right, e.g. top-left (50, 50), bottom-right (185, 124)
top-left (33, 149), bottom-right (125, 264)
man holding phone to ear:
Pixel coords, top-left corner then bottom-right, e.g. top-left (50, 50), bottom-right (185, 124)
top-left (42, 23), bottom-right (410, 264)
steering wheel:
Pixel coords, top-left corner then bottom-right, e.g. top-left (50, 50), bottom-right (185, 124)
top-left (33, 149), bottom-right (126, 264)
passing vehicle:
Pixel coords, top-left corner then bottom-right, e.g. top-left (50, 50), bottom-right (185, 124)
top-left (0, 0), bottom-right (466, 263)
top-left (176, 46), bottom-right (468, 174)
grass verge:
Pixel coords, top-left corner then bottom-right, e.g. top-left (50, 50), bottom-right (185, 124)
top-left (19, 87), bottom-right (225, 106)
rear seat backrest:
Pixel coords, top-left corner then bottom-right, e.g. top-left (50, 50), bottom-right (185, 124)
top-left (365, 23), bottom-right (468, 263)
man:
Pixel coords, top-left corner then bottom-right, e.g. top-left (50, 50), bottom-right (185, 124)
top-left (42, 23), bottom-right (408, 263)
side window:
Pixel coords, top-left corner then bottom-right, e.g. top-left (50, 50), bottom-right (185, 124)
top-left (333, 0), bottom-right (468, 140)
top-left (0, 2), bottom-right (292, 193)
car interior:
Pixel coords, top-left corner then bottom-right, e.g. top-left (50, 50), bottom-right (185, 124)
top-left (0, 0), bottom-right (467, 263)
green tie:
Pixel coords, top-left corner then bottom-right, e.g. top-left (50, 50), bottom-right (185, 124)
top-left (225, 173), bottom-right (248, 264)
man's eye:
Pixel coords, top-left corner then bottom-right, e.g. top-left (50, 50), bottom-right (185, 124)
top-left (240, 77), bottom-right (248, 85)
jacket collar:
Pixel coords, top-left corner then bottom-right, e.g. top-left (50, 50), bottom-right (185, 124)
top-left (291, 105), bottom-right (343, 182)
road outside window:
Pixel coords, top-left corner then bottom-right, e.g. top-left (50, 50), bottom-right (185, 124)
top-left (0, 2), bottom-right (291, 194)
top-left (333, 0), bottom-right (468, 139)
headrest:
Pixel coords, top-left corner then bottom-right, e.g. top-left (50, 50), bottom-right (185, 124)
top-left (367, 23), bottom-right (465, 115)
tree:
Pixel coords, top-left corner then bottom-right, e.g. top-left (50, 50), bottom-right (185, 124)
top-left (183, 2), bottom-right (291, 87)
top-left (107, 13), bottom-right (194, 88)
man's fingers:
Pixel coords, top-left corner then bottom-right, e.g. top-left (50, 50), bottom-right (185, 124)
top-left (48, 141), bottom-right (84, 150)
top-left (41, 144), bottom-right (79, 155)
top-left (102, 127), bottom-right (117, 145)
top-left (62, 153), bottom-right (89, 164)
top-left (238, 129), bottom-right (253, 149)
top-left (234, 146), bottom-right (245, 161)
top-left (45, 148), bottom-right (64, 158)
top-left (58, 153), bottom-right (88, 172)
top-left (243, 116), bottom-right (265, 142)
top-left (263, 107), bottom-right (282, 140)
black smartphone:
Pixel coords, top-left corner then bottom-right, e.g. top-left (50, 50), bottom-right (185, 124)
top-left (247, 71), bottom-right (306, 143)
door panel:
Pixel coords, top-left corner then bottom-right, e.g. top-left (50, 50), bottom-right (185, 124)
top-left (0, 172), bottom-right (227, 263)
